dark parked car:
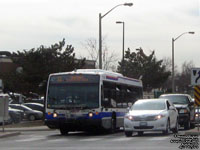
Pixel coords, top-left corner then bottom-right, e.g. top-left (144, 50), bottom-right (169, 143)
top-left (25, 98), bottom-right (44, 104)
top-left (9, 104), bottom-right (43, 121)
top-left (24, 103), bottom-right (44, 113)
top-left (8, 107), bottom-right (24, 123)
top-left (159, 94), bottom-right (195, 129)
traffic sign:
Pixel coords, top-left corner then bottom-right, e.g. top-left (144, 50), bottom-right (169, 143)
top-left (191, 68), bottom-right (200, 85)
top-left (194, 86), bottom-right (200, 106)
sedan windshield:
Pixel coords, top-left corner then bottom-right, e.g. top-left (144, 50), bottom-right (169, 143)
top-left (160, 95), bottom-right (189, 104)
top-left (131, 100), bottom-right (166, 110)
top-left (47, 83), bottom-right (99, 109)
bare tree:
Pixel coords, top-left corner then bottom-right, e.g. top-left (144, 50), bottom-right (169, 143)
top-left (82, 38), bottom-right (119, 70)
top-left (161, 57), bottom-right (180, 92)
top-left (176, 61), bottom-right (195, 93)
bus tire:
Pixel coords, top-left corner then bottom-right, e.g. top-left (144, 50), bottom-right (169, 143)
top-left (110, 113), bottom-right (116, 133)
top-left (125, 131), bottom-right (132, 137)
top-left (138, 131), bottom-right (143, 136)
top-left (60, 127), bottom-right (68, 135)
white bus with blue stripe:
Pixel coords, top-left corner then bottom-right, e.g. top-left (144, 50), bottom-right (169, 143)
top-left (45, 69), bottom-right (143, 135)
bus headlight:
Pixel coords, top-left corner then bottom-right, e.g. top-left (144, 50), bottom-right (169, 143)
top-left (88, 112), bottom-right (93, 118)
top-left (53, 112), bottom-right (58, 118)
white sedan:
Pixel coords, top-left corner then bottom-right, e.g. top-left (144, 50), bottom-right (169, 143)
top-left (124, 99), bottom-right (179, 137)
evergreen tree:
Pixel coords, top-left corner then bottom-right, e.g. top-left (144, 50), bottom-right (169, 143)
top-left (118, 48), bottom-right (170, 90)
top-left (1, 39), bottom-right (85, 95)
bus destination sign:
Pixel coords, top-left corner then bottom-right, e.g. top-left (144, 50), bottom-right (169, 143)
top-left (50, 74), bottom-right (99, 83)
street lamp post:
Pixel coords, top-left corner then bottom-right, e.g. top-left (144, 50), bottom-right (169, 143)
top-left (116, 21), bottom-right (125, 75)
top-left (172, 31), bottom-right (195, 93)
top-left (99, 3), bottom-right (133, 69)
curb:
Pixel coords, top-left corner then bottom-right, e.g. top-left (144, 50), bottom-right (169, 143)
top-left (185, 131), bottom-right (200, 135)
top-left (0, 131), bottom-right (21, 138)
top-left (4, 127), bottom-right (54, 132)
top-left (184, 127), bottom-right (200, 135)
top-left (4, 124), bottom-right (54, 132)
top-left (4, 120), bottom-right (44, 128)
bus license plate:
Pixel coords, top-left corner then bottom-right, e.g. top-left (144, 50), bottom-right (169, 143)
top-left (140, 122), bottom-right (147, 126)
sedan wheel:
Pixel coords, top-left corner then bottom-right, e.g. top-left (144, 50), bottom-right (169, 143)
top-left (172, 120), bottom-right (179, 133)
top-left (184, 121), bottom-right (190, 130)
top-left (163, 120), bottom-right (170, 135)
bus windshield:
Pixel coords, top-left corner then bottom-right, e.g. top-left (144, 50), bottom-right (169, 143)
top-left (47, 83), bottom-right (99, 109)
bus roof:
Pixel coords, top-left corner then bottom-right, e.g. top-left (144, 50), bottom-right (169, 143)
top-left (74, 69), bottom-right (123, 76)
top-left (49, 69), bottom-right (142, 87)
top-left (50, 69), bottom-right (122, 76)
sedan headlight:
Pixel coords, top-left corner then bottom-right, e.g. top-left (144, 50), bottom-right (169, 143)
top-left (155, 114), bottom-right (166, 120)
top-left (179, 109), bottom-right (188, 114)
top-left (125, 115), bottom-right (134, 121)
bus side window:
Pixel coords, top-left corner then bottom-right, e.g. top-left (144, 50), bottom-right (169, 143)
top-left (102, 89), bottom-right (110, 108)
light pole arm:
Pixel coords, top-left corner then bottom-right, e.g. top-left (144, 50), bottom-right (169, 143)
top-left (174, 32), bottom-right (189, 41)
top-left (99, 2), bottom-right (133, 69)
top-left (101, 4), bottom-right (124, 19)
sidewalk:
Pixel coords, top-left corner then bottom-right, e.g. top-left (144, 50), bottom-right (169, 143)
top-left (185, 126), bottom-right (200, 135)
top-left (0, 131), bottom-right (21, 138)
top-left (0, 120), bottom-right (53, 138)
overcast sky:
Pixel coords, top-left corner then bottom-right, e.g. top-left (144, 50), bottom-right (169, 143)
top-left (0, 0), bottom-right (199, 70)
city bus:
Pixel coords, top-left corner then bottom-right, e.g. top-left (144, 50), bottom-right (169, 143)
top-left (45, 69), bottom-right (143, 135)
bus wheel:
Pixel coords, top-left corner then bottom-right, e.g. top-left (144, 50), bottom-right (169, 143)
top-left (138, 131), bottom-right (143, 136)
top-left (125, 131), bottom-right (132, 137)
top-left (110, 117), bottom-right (116, 133)
top-left (60, 127), bottom-right (68, 135)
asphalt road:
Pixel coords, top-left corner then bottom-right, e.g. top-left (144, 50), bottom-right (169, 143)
top-left (0, 129), bottom-right (196, 150)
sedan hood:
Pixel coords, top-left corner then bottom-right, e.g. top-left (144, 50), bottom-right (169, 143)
top-left (128, 110), bottom-right (164, 116)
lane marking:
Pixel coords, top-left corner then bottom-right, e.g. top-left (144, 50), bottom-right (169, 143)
top-left (79, 138), bottom-right (102, 142)
top-left (47, 138), bottom-right (69, 142)
top-left (15, 136), bottom-right (46, 142)
top-left (110, 137), bottom-right (135, 142)
top-left (148, 137), bottom-right (169, 141)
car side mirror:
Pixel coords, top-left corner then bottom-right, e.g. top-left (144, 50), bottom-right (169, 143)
top-left (169, 106), bottom-right (175, 110)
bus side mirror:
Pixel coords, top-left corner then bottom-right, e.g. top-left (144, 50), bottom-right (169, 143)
top-left (127, 106), bottom-right (131, 112)
top-left (190, 101), bottom-right (194, 106)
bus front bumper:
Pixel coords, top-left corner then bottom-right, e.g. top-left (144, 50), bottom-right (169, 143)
top-left (45, 118), bottom-right (102, 131)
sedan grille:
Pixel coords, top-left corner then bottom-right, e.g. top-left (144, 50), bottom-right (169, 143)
top-left (134, 126), bottom-right (154, 129)
top-left (134, 116), bottom-right (155, 121)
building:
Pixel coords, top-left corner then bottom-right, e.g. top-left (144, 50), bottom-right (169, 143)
top-left (0, 51), bottom-right (17, 74)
